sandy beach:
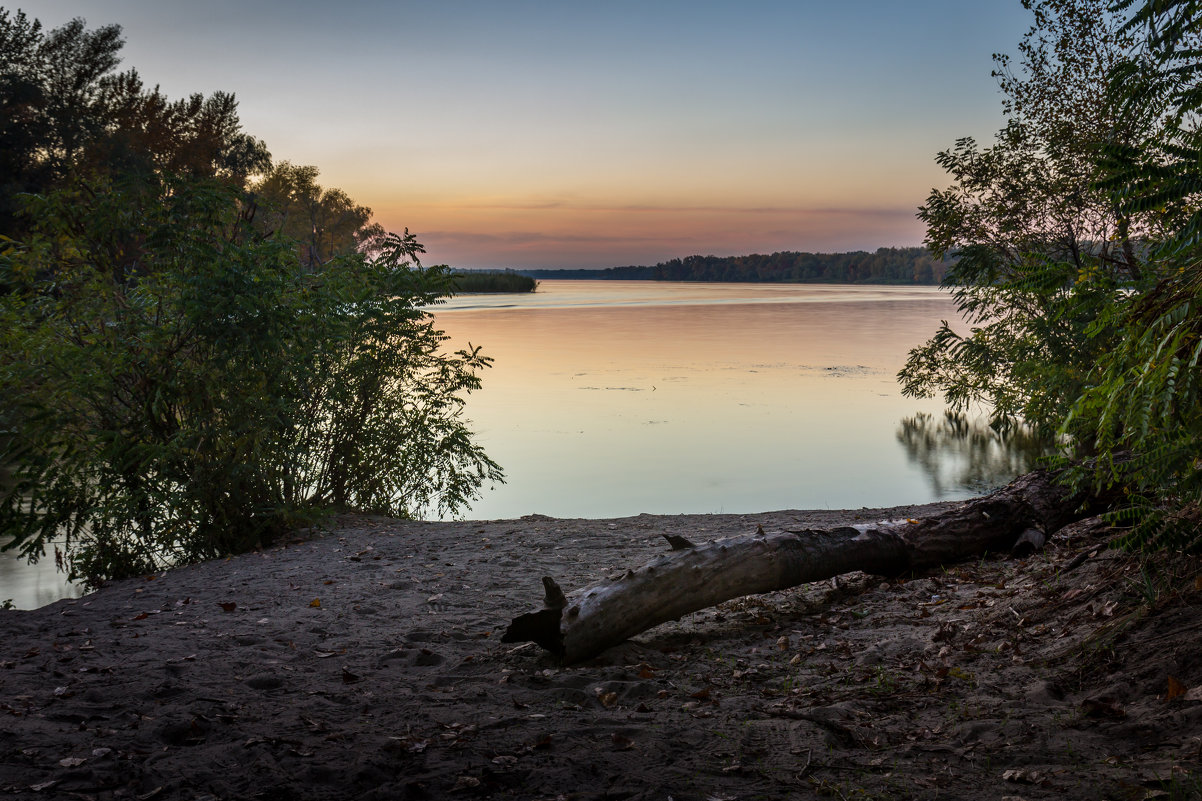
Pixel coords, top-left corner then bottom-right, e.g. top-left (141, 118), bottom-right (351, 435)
top-left (2, 503), bottom-right (1200, 800)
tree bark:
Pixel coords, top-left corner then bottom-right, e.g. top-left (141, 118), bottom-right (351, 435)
top-left (502, 468), bottom-right (1116, 664)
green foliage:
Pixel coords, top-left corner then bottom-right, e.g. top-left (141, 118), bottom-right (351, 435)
top-left (900, 0), bottom-right (1164, 439)
top-left (1051, 0), bottom-right (1202, 550)
top-left (251, 162), bottom-right (385, 269)
top-left (452, 271), bottom-right (537, 293)
top-left (899, 248), bottom-right (1121, 437)
top-left (901, 0), bottom-right (1202, 551)
top-left (0, 175), bottom-right (502, 585)
top-left (0, 7), bottom-right (268, 237)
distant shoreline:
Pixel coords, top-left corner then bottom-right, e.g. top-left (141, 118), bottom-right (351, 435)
top-left (505, 246), bottom-right (949, 285)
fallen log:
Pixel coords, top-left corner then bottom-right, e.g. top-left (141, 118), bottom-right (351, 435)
top-left (502, 468), bottom-right (1117, 664)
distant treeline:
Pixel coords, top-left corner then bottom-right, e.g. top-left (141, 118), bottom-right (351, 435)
top-left (521, 247), bottom-right (950, 285)
top-left (452, 271), bottom-right (538, 293)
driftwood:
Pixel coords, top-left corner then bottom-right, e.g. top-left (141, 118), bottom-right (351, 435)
top-left (503, 468), bottom-right (1116, 664)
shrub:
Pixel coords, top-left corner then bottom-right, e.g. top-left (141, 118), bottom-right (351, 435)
top-left (0, 174), bottom-right (502, 584)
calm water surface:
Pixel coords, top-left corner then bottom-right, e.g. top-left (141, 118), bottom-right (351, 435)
top-left (435, 280), bottom-right (1011, 520)
top-left (2, 280), bottom-right (1029, 609)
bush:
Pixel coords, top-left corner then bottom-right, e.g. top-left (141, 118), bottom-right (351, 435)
top-left (0, 174), bottom-right (502, 585)
top-left (452, 271), bottom-right (537, 293)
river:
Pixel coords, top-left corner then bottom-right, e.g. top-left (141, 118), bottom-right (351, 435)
top-left (2, 280), bottom-right (1037, 608)
top-left (432, 280), bottom-right (1028, 518)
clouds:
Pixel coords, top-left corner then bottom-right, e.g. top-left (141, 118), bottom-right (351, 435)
top-left (410, 202), bottom-right (924, 269)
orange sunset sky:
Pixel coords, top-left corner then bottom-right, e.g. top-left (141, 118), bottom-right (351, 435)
top-left (34, 1), bottom-right (1036, 269)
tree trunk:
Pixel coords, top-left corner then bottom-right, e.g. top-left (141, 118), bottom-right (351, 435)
top-left (502, 468), bottom-right (1117, 664)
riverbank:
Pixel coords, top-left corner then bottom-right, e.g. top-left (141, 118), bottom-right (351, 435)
top-left (2, 504), bottom-right (1199, 800)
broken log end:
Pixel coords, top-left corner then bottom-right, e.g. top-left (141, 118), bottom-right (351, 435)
top-left (542, 576), bottom-right (567, 610)
top-left (663, 534), bottom-right (696, 550)
top-left (501, 607), bottom-right (565, 658)
top-left (1010, 528), bottom-right (1047, 559)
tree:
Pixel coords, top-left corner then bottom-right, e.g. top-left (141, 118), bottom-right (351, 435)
top-left (0, 172), bottom-right (502, 585)
top-left (0, 8), bottom-right (269, 237)
top-left (1059, 0), bottom-right (1202, 549)
top-left (250, 161), bottom-right (386, 268)
top-left (898, 0), bottom-right (1171, 438)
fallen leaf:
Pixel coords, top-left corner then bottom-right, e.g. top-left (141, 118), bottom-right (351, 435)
top-left (132, 613), bottom-right (148, 621)
top-left (426, 594), bottom-right (444, 603)
top-left (341, 667), bottom-right (360, 684)
top-left (637, 663), bottom-right (656, 679)
top-left (324, 580), bottom-right (335, 586)
top-left (531, 733), bottom-right (553, 749)
top-left (29, 781), bottom-right (58, 792)
top-left (611, 732), bottom-right (634, 751)
top-left (309, 598), bottom-right (321, 609)
top-left (58, 756), bottom-right (86, 767)
top-left (1167, 675), bottom-right (1188, 701)
top-left (451, 776), bottom-right (480, 792)
top-left (218, 602), bottom-right (236, 613)
top-left (690, 687), bottom-right (712, 700)
top-left (597, 691), bottom-right (619, 708)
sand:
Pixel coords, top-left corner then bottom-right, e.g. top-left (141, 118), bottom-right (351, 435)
top-left (2, 504), bottom-right (1200, 800)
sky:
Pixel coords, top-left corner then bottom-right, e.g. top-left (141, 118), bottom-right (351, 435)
top-left (30, 1), bottom-right (1036, 270)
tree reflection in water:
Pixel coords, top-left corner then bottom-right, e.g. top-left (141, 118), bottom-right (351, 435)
top-left (897, 411), bottom-right (1056, 497)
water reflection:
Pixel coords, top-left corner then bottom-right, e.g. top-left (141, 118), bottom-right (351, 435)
top-left (1, 541), bottom-right (81, 610)
top-left (436, 281), bottom-right (974, 519)
top-left (897, 411), bottom-right (1055, 496)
